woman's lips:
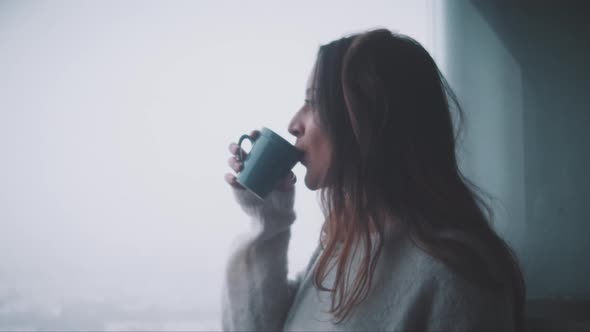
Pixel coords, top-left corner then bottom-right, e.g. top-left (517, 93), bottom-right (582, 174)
top-left (295, 146), bottom-right (305, 165)
top-left (299, 153), bottom-right (306, 166)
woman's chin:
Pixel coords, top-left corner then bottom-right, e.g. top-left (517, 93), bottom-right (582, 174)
top-left (304, 173), bottom-right (319, 190)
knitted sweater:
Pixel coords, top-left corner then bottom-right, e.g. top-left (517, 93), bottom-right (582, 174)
top-left (221, 188), bottom-right (514, 331)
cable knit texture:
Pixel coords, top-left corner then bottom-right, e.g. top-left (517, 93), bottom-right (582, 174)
top-left (221, 187), bottom-right (515, 331)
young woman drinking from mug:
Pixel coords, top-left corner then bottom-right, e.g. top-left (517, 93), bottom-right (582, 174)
top-left (222, 28), bottom-right (525, 331)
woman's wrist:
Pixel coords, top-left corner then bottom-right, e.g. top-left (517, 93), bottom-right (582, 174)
top-left (232, 187), bottom-right (296, 237)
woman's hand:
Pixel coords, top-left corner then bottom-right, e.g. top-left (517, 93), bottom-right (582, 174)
top-left (225, 129), bottom-right (297, 193)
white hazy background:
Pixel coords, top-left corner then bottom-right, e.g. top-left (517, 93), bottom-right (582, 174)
top-left (0, 0), bottom-right (437, 330)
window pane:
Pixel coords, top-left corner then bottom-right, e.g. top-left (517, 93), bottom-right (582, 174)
top-left (0, 0), bottom-right (436, 330)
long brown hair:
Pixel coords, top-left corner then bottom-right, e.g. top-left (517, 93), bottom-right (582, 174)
top-left (309, 28), bottom-right (526, 329)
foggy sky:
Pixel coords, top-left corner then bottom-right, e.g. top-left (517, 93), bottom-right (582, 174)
top-left (0, 0), bottom-right (435, 329)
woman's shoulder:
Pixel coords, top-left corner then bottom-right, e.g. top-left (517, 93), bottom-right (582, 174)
top-left (383, 231), bottom-right (507, 283)
top-left (380, 233), bottom-right (510, 302)
top-left (380, 234), bottom-right (452, 284)
top-left (379, 235), bottom-right (514, 329)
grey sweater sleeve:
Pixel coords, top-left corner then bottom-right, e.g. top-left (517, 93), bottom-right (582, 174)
top-left (221, 187), bottom-right (302, 332)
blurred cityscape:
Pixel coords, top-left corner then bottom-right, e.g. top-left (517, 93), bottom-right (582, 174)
top-left (0, 287), bottom-right (221, 331)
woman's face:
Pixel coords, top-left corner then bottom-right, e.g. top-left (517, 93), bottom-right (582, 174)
top-left (288, 66), bottom-right (332, 190)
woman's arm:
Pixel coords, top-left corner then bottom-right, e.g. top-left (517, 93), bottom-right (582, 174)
top-left (221, 188), bottom-right (301, 331)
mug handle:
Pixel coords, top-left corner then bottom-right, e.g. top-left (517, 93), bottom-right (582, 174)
top-left (237, 134), bottom-right (257, 163)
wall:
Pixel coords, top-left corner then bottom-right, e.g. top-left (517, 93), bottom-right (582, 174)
top-left (443, 0), bottom-right (590, 300)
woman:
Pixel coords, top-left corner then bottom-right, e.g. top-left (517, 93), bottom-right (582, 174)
top-left (222, 28), bottom-right (525, 331)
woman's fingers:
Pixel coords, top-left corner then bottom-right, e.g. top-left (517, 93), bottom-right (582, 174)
top-left (224, 173), bottom-right (245, 189)
top-left (226, 144), bottom-right (244, 189)
top-left (249, 130), bottom-right (260, 140)
top-left (226, 129), bottom-right (259, 190)
top-left (228, 143), bottom-right (245, 158)
top-left (227, 156), bottom-right (243, 173)
top-left (275, 171), bottom-right (296, 192)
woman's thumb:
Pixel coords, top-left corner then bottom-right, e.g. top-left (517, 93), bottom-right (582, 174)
top-left (275, 171), bottom-right (296, 192)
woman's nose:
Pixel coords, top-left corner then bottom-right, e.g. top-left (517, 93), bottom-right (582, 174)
top-left (288, 117), bottom-right (303, 138)
top-left (288, 125), bottom-right (300, 138)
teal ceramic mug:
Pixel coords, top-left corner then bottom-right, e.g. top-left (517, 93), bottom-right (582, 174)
top-left (236, 127), bottom-right (303, 200)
